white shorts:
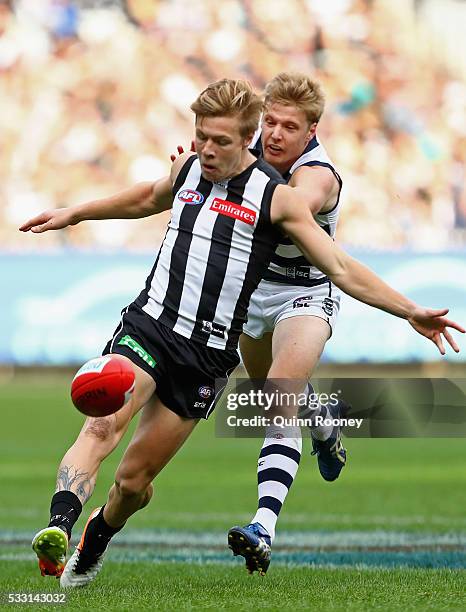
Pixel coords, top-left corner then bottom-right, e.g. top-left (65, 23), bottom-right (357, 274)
top-left (243, 279), bottom-right (341, 339)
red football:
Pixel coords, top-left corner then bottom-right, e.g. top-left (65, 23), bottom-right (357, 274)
top-left (71, 355), bottom-right (135, 417)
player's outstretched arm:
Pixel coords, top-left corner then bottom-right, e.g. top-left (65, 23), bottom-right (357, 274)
top-left (19, 179), bottom-right (171, 234)
top-left (272, 186), bottom-right (465, 354)
top-left (19, 153), bottom-right (193, 234)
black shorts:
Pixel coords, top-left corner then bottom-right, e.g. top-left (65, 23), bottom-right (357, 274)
top-left (103, 303), bottom-right (240, 419)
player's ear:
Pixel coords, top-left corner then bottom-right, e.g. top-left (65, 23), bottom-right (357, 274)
top-left (305, 122), bottom-right (318, 143)
top-left (242, 131), bottom-right (255, 149)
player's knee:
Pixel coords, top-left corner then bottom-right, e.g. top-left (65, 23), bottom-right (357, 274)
top-left (140, 483), bottom-right (154, 509)
top-left (115, 476), bottom-right (140, 499)
top-left (115, 472), bottom-right (152, 499)
top-left (115, 463), bottom-right (153, 503)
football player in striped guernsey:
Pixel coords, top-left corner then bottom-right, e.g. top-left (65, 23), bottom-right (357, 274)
top-left (21, 79), bottom-right (463, 584)
top-left (229, 73), bottom-right (346, 573)
top-left (174, 74), bottom-right (346, 487)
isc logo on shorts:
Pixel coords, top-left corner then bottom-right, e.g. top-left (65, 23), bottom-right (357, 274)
top-left (177, 189), bottom-right (204, 205)
top-left (293, 296), bottom-right (313, 309)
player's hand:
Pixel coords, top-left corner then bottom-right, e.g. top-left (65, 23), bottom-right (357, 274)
top-left (408, 307), bottom-right (465, 355)
top-left (19, 208), bottom-right (76, 233)
top-left (170, 141), bottom-right (195, 162)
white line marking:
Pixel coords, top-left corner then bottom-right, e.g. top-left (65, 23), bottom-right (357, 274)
top-left (3, 530), bottom-right (466, 548)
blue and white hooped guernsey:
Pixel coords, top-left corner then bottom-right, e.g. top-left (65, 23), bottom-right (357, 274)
top-left (250, 128), bottom-right (343, 288)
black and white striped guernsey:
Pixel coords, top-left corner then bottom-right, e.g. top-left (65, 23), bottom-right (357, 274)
top-left (251, 130), bottom-right (343, 288)
top-left (135, 155), bottom-right (284, 350)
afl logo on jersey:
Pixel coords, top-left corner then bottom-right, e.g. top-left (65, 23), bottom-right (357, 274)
top-left (177, 189), bottom-right (204, 205)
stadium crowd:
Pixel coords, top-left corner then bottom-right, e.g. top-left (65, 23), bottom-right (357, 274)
top-left (1, 0), bottom-right (466, 251)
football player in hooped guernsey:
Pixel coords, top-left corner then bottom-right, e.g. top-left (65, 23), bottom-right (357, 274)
top-left (21, 78), bottom-right (464, 585)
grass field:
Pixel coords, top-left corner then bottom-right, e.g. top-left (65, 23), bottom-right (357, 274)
top-left (0, 373), bottom-right (465, 610)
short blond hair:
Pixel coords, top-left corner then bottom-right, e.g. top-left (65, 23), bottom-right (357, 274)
top-left (191, 79), bottom-right (263, 138)
top-left (264, 72), bottom-right (325, 125)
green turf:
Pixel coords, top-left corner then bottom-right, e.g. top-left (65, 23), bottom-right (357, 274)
top-left (0, 376), bottom-right (465, 610)
top-left (0, 563), bottom-right (465, 611)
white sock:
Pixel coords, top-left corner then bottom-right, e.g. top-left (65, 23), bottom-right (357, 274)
top-left (298, 383), bottom-right (333, 441)
top-left (250, 425), bottom-right (302, 542)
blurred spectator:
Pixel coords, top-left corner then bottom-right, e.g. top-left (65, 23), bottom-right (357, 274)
top-left (1, 0), bottom-right (466, 251)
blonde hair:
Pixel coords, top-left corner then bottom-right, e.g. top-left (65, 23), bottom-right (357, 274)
top-left (264, 72), bottom-right (325, 125)
top-left (191, 79), bottom-right (263, 138)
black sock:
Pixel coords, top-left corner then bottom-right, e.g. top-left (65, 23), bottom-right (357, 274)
top-left (83, 506), bottom-right (124, 556)
top-left (48, 491), bottom-right (82, 540)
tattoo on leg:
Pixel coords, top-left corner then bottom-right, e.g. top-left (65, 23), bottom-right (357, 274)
top-left (56, 465), bottom-right (93, 505)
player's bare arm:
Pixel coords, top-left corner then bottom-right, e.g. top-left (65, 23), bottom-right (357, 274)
top-left (288, 164), bottom-right (339, 214)
top-left (271, 184), bottom-right (465, 354)
top-left (19, 180), bottom-right (170, 233)
top-left (19, 154), bottom-right (192, 234)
